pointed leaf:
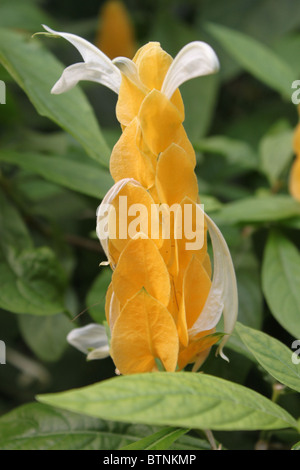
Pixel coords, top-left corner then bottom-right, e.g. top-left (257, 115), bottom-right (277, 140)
top-left (236, 322), bottom-right (300, 393)
top-left (262, 231), bottom-right (300, 338)
top-left (206, 22), bottom-right (295, 99)
top-left (38, 372), bottom-right (298, 431)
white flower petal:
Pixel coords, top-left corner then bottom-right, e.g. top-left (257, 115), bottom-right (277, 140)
top-left (67, 323), bottom-right (109, 358)
top-left (96, 178), bottom-right (142, 267)
top-left (161, 41), bottom-right (219, 99)
top-left (87, 346), bottom-right (110, 361)
top-left (188, 212), bottom-right (238, 361)
top-left (42, 25), bottom-right (121, 94)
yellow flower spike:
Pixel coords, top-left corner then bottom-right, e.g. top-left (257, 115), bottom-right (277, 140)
top-left (155, 143), bottom-right (198, 206)
top-left (45, 24), bottom-right (238, 374)
top-left (95, 0), bottom-right (136, 60)
top-left (110, 289), bottom-right (179, 374)
top-left (111, 237), bottom-right (171, 308)
top-left (110, 118), bottom-right (155, 188)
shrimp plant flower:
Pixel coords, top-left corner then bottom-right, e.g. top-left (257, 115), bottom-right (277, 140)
top-left (43, 25), bottom-right (238, 374)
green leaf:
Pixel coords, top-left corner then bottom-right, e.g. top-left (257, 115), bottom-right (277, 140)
top-left (37, 372), bottom-right (298, 431)
top-left (0, 190), bottom-right (67, 315)
top-left (85, 268), bottom-right (112, 324)
top-left (18, 313), bottom-right (72, 362)
top-left (121, 427), bottom-right (189, 450)
top-left (236, 323), bottom-right (300, 393)
top-left (235, 251), bottom-right (263, 329)
top-left (0, 402), bottom-right (206, 451)
top-left (215, 195), bottom-right (300, 224)
top-left (0, 246), bottom-right (67, 316)
top-left (262, 231), bottom-right (300, 338)
top-left (0, 150), bottom-right (113, 199)
top-left (194, 136), bottom-right (258, 170)
top-left (0, 403), bottom-right (154, 450)
top-left (0, 28), bottom-right (110, 167)
top-left (206, 22), bottom-right (295, 99)
top-left (0, 188), bottom-right (32, 253)
top-left (292, 441), bottom-right (300, 450)
top-left (170, 434), bottom-right (210, 450)
top-left (259, 127), bottom-right (294, 184)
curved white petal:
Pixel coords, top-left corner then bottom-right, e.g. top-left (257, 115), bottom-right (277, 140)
top-left (188, 212), bottom-right (238, 361)
top-left (51, 62), bottom-right (120, 94)
top-left (161, 41), bottom-right (219, 99)
top-left (96, 178), bottom-right (142, 267)
top-left (42, 25), bottom-right (121, 94)
top-left (67, 324), bottom-right (110, 359)
top-left (87, 346), bottom-right (110, 361)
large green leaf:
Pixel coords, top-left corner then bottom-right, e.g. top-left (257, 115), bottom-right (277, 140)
top-left (0, 403), bottom-right (139, 450)
top-left (37, 372), bottom-right (298, 431)
top-left (121, 427), bottom-right (189, 450)
top-left (18, 313), bottom-right (73, 362)
top-left (0, 150), bottom-right (113, 199)
top-left (0, 403), bottom-right (207, 450)
top-left (236, 323), bottom-right (300, 393)
top-left (215, 195), bottom-right (300, 224)
top-left (0, 28), bottom-right (110, 167)
top-left (262, 231), bottom-right (300, 338)
top-left (206, 23), bottom-right (295, 99)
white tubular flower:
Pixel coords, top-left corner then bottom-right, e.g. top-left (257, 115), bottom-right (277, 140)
top-left (188, 212), bottom-right (238, 361)
top-left (161, 41), bottom-right (220, 99)
top-left (67, 324), bottom-right (110, 361)
top-left (42, 25), bottom-right (121, 94)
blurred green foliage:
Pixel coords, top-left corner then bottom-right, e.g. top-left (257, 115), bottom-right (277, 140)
top-left (0, 0), bottom-right (299, 451)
